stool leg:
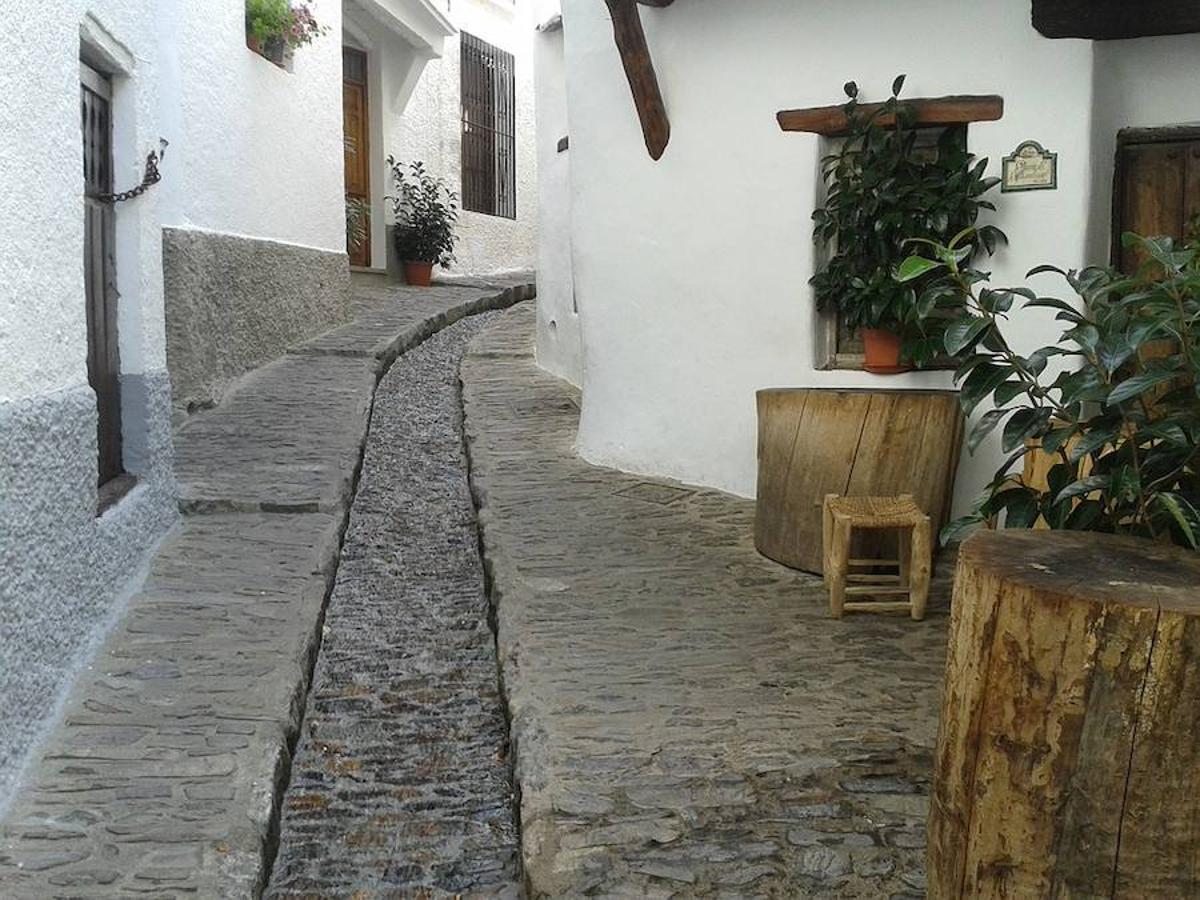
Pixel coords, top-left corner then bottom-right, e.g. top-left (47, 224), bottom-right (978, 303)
top-left (829, 515), bottom-right (851, 619)
top-left (909, 517), bottom-right (932, 621)
top-left (897, 527), bottom-right (911, 587)
top-left (822, 494), bottom-right (838, 587)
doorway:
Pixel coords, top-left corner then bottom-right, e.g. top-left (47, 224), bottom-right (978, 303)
top-left (81, 61), bottom-right (123, 487)
top-left (343, 46), bottom-right (371, 268)
top-left (1113, 127), bottom-right (1200, 271)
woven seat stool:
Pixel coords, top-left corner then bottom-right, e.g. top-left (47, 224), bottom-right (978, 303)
top-left (822, 493), bottom-right (931, 620)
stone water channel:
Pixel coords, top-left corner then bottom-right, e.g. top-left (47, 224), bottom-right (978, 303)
top-left (268, 311), bottom-right (521, 896)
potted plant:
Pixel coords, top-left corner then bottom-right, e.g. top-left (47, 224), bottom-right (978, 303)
top-left (246, 0), bottom-right (326, 67)
top-left (897, 229), bottom-right (1200, 548)
top-left (387, 157), bottom-right (458, 286)
top-left (811, 75), bottom-right (1004, 372)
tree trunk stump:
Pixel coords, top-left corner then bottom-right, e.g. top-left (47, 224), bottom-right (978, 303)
top-left (929, 529), bottom-right (1200, 898)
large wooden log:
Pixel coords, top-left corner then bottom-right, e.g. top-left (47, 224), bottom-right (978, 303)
top-left (929, 529), bottom-right (1200, 898)
top-left (754, 388), bottom-right (963, 574)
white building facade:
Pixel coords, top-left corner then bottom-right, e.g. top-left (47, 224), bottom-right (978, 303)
top-left (1, 0), bottom-right (178, 804)
top-left (344, 0), bottom-right (538, 279)
top-left (535, 0), bottom-right (1200, 513)
top-left (0, 0), bottom-right (474, 808)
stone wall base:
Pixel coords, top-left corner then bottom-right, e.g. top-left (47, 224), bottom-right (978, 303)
top-left (163, 227), bottom-right (351, 416)
top-left (0, 373), bottom-right (177, 807)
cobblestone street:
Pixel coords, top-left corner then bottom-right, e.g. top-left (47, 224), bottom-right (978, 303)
top-left (1, 294), bottom-right (955, 898)
top-left (463, 306), bottom-right (954, 897)
top-left (0, 281), bottom-right (531, 898)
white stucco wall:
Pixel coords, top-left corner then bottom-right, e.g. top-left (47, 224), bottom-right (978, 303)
top-left (532, 11), bottom-right (579, 385)
top-left (555, 0), bottom-right (1115, 513)
top-left (1, 0), bottom-right (166, 401)
top-left (157, 0), bottom-right (345, 252)
top-left (388, 0), bottom-right (538, 274)
top-left (0, 0), bottom-right (178, 811)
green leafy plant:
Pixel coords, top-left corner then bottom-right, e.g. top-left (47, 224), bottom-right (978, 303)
top-left (245, 0), bottom-right (326, 53)
top-left (897, 229), bottom-right (1200, 549)
top-left (811, 75), bottom-right (1005, 366)
top-left (246, 0), bottom-right (290, 44)
top-left (345, 196), bottom-right (370, 252)
top-left (387, 158), bottom-right (458, 267)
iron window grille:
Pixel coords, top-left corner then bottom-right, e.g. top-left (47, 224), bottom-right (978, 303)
top-left (461, 32), bottom-right (516, 219)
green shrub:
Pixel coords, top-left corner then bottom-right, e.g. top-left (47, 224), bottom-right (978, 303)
top-left (897, 230), bottom-right (1200, 549)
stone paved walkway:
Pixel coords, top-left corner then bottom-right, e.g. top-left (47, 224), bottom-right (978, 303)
top-left (462, 306), bottom-right (955, 898)
top-left (269, 312), bottom-right (520, 897)
top-left (0, 279), bottom-right (532, 898)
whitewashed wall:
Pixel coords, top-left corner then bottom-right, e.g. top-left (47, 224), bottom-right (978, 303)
top-left (157, 0), bottom-right (345, 252)
top-left (532, 6), bottom-right (579, 385)
top-left (553, 0), bottom-right (1115, 513)
top-left (389, 0), bottom-right (538, 275)
top-left (0, 0), bottom-right (177, 809)
top-left (2, 0), bottom-right (168, 402)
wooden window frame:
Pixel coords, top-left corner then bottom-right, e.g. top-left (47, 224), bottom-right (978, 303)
top-left (814, 124), bottom-right (967, 371)
top-left (460, 32), bottom-right (517, 219)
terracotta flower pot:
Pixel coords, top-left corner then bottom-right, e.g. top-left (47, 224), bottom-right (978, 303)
top-left (861, 328), bottom-right (909, 374)
top-left (403, 261), bottom-right (435, 287)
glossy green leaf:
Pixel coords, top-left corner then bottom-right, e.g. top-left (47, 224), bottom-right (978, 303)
top-left (895, 256), bottom-right (942, 282)
top-left (1106, 369), bottom-right (1179, 406)
top-left (945, 316), bottom-right (991, 356)
top-left (1155, 492), bottom-right (1199, 548)
top-left (968, 408), bottom-right (1010, 453)
top-left (1054, 475), bottom-right (1109, 505)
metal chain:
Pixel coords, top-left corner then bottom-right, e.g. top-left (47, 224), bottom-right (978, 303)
top-left (94, 139), bottom-right (168, 205)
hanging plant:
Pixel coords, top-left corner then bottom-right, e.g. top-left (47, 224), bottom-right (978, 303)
top-left (246, 0), bottom-right (327, 65)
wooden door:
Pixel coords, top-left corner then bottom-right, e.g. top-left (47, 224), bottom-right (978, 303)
top-left (342, 47), bottom-right (370, 268)
top-left (1114, 132), bottom-right (1200, 387)
top-left (1115, 132), bottom-right (1200, 271)
top-left (81, 62), bottom-right (123, 486)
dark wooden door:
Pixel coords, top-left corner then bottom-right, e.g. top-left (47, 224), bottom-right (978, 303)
top-left (342, 47), bottom-right (370, 268)
top-left (81, 62), bottom-right (123, 486)
top-left (1115, 133), bottom-right (1200, 271)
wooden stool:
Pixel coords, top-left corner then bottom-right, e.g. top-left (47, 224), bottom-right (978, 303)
top-left (822, 494), bottom-right (931, 620)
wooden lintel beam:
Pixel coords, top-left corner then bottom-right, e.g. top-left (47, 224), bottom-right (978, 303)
top-left (777, 95), bottom-right (1004, 137)
top-left (605, 0), bottom-right (671, 160)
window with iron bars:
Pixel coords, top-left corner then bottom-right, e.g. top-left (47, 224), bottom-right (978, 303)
top-left (461, 32), bottom-right (516, 219)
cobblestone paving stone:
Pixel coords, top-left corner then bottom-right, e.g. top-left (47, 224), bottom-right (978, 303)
top-left (0, 280), bottom-right (532, 898)
top-left (270, 312), bottom-right (520, 898)
top-left (461, 305), bottom-right (956, 898)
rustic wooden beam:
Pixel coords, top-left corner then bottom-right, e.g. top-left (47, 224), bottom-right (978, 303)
top-left (1033, 0), bottom-right (1200, 39)
top-left (777, 95), bottom-right (1004, 137)
top-left (605, 0), bottom-right (671, 160)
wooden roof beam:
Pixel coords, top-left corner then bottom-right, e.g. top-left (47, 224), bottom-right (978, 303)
top-left (777, 95), bottom-right (1004, 137)
top-left (1033, 0), bottom-right (1200, 40)
top-left (606, 0), bottom-right (671, 160)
